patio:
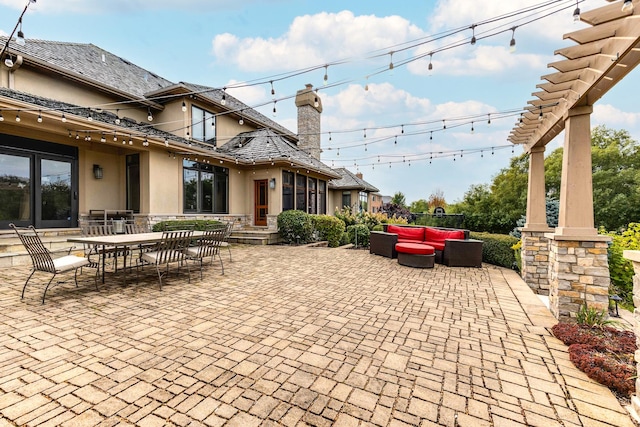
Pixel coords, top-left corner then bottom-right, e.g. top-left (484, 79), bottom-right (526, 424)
top-left (0, 245), bottom-right (635, 427)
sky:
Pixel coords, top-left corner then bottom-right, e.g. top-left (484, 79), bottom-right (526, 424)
top-left (1, 0), bottom-right (639, 205)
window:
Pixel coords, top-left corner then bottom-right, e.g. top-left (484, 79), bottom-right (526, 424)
top-left (183, 160), bottom-right (228, 213)
top-left (318, 180), bottom-right (326, 214)
top-left (342, 191), bottom-right (351, 210)
top-left (191, 106), bottom-right (216, 145)
top-left (359, 192), bottom-right (368, 212)
top-left (296, 174), bottom-right (307, 211)
top-left (126, 154), bottom-right (140, 213)
top-left (308, 178), bottom-right (317, 214)
top-left (282, 171), bottom-right (294, 211)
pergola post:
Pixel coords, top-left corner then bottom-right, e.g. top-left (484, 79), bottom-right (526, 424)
top-left (547, 105), bottom-right (611, 320)
top-left (520, 145), bottom-right (553, 294)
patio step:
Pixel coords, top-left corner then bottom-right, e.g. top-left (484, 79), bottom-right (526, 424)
top-left (229, 229), bottom-right (281, 245)
top-left (0, 229), bottom-right (83, 268)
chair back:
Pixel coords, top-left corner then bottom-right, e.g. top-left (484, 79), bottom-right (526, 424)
top-left (81, 220), bottom-right (114, 236)
top-left (156, 230), bottom-right (193, 264)
top-left (194, 226), bottom-right (226, 259)
top-left (125, 218), bottom-right (150, 234)
top-left (9, 223), bottom-right (56, 273)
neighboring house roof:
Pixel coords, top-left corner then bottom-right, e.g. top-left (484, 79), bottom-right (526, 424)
top-left (329, 168), bottom-right (380, 192)
top-left (1, 37), bottom-right (172, 102)
top-left (216, 128), bottom-right (339, 179)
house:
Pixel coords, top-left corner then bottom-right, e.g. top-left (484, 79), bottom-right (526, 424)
top-left (328, 169), bottom-right (380, 215)
top-left (0, 38), bottom-right (341, 231)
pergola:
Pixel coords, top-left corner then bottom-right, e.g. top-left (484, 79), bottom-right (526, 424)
top-left (508, 0), bottom-right (640, 319)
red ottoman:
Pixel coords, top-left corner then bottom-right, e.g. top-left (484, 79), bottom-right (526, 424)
top-left (395, 243), bottom-right (435, 268)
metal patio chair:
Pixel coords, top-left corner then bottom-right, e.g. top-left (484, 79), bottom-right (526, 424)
top-left (218, 221), bottom-right (233, 262)
top-left (10, 223), bottom-right (98, 304)
top-left (186, 225), bottom-right (226, 279)
top-left (137, 229), bottom-right (193, 289)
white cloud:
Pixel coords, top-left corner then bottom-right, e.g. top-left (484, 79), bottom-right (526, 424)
top-left (593, 104), bottom-right (640, 127)
top-left (224, 80), bottom-right (268, 106)
top-left (212, 10), bottom-right (425, 71)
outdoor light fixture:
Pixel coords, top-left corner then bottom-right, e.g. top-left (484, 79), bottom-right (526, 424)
top-left (221, 88), bottom-right (226, 106)
top-left (147, 107), bottom-right (153, 121)
top-left (622, 0), bottom-right (633, 12)
top-left (269, 178), bottom-right (276, 189)
top-left (4, 55), bottom-right (14, 68)
top-left (181, 101), bottom-right (187, 112)
top-left (470, 25), bottom-right (477, 45)
top-left (573, 0), bottom-right (580, 21)
top-left (509, 27), bottom-right (517, 53)
top-left (93, 164), bottom-right (103, 180)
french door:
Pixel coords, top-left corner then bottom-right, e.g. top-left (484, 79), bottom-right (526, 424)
top-left (0, 148), bottom-right (77, 229)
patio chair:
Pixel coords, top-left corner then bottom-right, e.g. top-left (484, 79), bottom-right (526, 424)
top-left (137, 229), bottom-right (193, 289)
top-left (219, 221), bottom-right (233, 262)
top-left (186, 225), bottom-right (226, 278)
top-left (80, 220), bottom-right (127, 275)
top-left (10, 223), bottom-right (97, 304)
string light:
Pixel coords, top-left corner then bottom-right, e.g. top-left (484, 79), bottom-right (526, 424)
top-left (470, 24), bottom-right (477, 45)
top-left (622, 0), bottom-right (633, 12)
top-left (61, 112), bottom-right (66, 123)
top-left (538, 106), bottom-right (543, 121)
top-left (323, 65), bottom-right (328, 86)
top-left (147, 108), bottom-right (153, 122)
top-left (471, 122), bottom-right (474, 134)
top-left (115, 109), bottom-right (121, 124)
top-left (509, 27), bottom-right (517, 53)
top-left (0, 112), bottom-right (3, 122)
top-left (272, 100), bottom-right (277, 117)
top-left (181, 101), bottom-right (187, 112)
top-left (15, 111), bottom-right (20, 122)
top-left (239, 110), bottom-right (244, 126)
top-left (487, 114), bottom-right (491, 125)
top-left (37, 110), bottom-right (42, 123)
top-left (573, 0), bottom-right (580, 21)
top-left (389, 51), bottom-right (394, 71)
top-left (270, 81), bottom-right (275, 98)
top-left (221, 88), bottom-right (226, 106)
top-left (100, 133), bottom-right (106, 143)
top-left (428, 53), bottom-right (433, 73)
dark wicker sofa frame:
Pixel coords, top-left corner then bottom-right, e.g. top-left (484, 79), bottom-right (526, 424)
top-left (369, 224), bottom-right (483, 267)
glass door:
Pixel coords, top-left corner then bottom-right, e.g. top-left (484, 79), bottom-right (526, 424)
top-left (0, 152), bottom-right (31, 227)
top-left (39, 158), bottom-right (74, 228)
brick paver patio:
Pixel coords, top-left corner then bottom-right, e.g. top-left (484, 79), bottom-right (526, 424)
top-left (0, 245), bottom-right (635, 426)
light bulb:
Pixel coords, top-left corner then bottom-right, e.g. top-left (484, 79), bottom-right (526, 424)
top-left (181, 101), bottom-right (187, 112)
top-left (16, 30), bottom-right (25, 46)
top-left (622, 0), bottom-right (633, 12)
top-left (4, 56), bottom-right (14, 68)
top-left (0, 112), bottom-right (3, 122)
top-left (37, 112), bottom-right (42, 123)
top-left (573, 6), bottom-right (580, 21)
top-left (61, 113), bottom-right (67, 123)
top-left (239, 117), bottom-right (244, 125)
top-left (15, 112), bottom-right (20, 122)
top-left (147, 108), bottom-right (153, 121)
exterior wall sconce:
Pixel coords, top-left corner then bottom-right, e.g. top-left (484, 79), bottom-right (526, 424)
top-left (269, 178), bottom-right (276, 189)
top-left (93, 164), bottom-right (103, 180)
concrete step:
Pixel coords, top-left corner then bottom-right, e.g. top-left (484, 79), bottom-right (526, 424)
top-left (0, 229), bottom-right (84, 268)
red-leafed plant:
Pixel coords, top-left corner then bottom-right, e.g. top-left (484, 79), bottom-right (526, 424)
top-left (551, 321), bottom-right (637, 396)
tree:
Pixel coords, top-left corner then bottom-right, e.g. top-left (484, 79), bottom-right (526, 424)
top-left (409, 199), bottom-right (429, 213)
top-left (427, 188), bottom-right (446, 211)
top-left (391, 191), bottom-right (407, 208)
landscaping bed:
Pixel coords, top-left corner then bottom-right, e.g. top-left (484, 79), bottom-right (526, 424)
top-left (551, 322), bottom-right (637, 400)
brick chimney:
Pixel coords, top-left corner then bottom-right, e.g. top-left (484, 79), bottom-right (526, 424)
top-left (295, 84), bottom-right (322, 160)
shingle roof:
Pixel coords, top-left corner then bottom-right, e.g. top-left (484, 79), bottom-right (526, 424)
top-left (180, 82), bottom-right (296, 141)
top-left (1, 37), bottom-right (173, 99)
top-left (216, 128), bottom-right (339, 178)
top-left (329, 168), bottom-right (380, 192)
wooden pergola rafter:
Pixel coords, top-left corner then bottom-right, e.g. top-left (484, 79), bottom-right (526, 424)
top-left (508, 0), bottom-right (640, 151)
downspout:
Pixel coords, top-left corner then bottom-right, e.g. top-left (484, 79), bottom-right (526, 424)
top-left (8, 55), bottom-right (23, 89)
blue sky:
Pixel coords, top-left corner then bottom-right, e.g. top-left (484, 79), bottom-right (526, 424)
top-left (1, 0), bottom-right (639, 205)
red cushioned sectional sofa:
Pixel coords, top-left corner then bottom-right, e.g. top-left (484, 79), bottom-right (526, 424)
top-left (369, 224), bottom-right (483, 267)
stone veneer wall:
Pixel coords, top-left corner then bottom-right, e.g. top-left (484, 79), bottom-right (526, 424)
top-left (548, 238), bottom-right (610, 320)
top-left (623, 250), bottom-right (640, 422)
top-left (520, 231), bottom-right (550, 295)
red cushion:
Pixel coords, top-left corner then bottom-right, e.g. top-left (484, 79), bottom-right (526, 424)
top-left (427, 242), bottom-right (445, 251)
top-left (387, 225), bottom-right (425, 241)
top-left (397, 238), bottom-right (423, 244)
top-left (395, 243), bottom-right (435, 255)
top-left (424, 227), bottom-right (464, 243)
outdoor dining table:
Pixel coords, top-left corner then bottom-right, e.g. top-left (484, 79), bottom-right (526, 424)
top-left (67, 231), bottom-right (204, 284)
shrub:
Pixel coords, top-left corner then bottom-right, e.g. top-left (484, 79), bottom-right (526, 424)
top-left (339, 231), bottom-right (350, 246)
top-left (312, 215), bottom-right (345, 248)
top-left (277, 210), bottom-right (314, 244)
top-left (334, 207), bottom-right (358, 228)
top-left (512, 240), bottom-right (522, 272)
top-left (152, 219), bottom-right (221, 231)
top-left (470, 232), bottom-right (519, 269)
top-left (347, 224), bottom-right (370, 248)
top-left (601, 223), bottom-right (640, 306)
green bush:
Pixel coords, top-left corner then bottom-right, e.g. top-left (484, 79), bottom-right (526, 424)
top-left (470, 232), bottom-right (519, 269)
top-left (334, 207), bottom-right (358, 228)
top-left (347, 224), bottom-right (370, 248)
top-left (339, 231), bottom-right (350, 246)
top-left (152, 219), bottom-right (221, 231)
top-left (312, 215), bottom-right (345, 248)
top-left (277, 210), bottom-right (314, 244)
top-left (601, 223), bottom-right (640, 306)
top-left (372, 224), bottom-right (384, 232)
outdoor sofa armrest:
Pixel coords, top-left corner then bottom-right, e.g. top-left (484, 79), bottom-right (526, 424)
top-left (442, 239), bottom-right (483, 268)
top-left (370, 231), bottom-right (399, 258)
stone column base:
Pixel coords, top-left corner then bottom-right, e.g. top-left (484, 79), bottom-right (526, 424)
top-left (547, 235), bottom-right (611, 321)
top-left (521, 230), bottom-right (551, 295)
